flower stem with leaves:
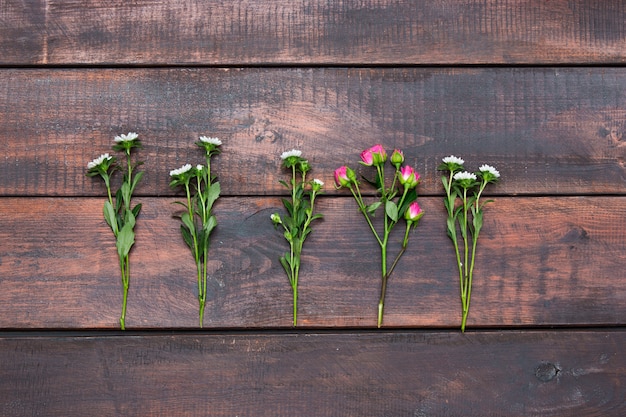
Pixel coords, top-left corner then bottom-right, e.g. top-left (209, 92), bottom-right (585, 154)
top-left (271, 150), bottom-right (324, 327)
top-left (170, 136), bottom-right (222, 328)
top-left (439, 156), bottom-right (500, 331)
top-left (87, 132), bottom-right (143, 330)
top-left (335, 146), bottom-right (423, 328)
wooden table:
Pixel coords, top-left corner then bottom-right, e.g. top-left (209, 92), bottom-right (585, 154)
top-left (1, 1), bottom-right (625, 415)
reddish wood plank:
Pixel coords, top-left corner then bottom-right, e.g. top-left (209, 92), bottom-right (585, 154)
top-left (2, 67), bottom-right (626, 196)
top-left (0, 196), bottom-right (624, 329)
top-left (0, 330), bottom-right (623, 416)
top-left (2, 0), bottom-right (626, 65)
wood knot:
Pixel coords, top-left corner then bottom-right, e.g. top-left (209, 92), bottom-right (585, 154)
top-left (535, 362), bottom-right (559, 382)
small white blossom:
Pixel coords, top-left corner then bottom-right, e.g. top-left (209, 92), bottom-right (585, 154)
top-left (87, 153), bottom-right (112, 169)
top-left (280, 149), bottom-right (302, 160)
top-left (442, 155), bottom-right (464, 165)
top-left (453, 171), bottom-right (477, 181)
top-left (199, 136), bottom-right (222, 146)
top-left (169, 163), bottom-right (193, 177)
top-left (479, 164), bottom-right (500, 178)
top-left (313, 179), bottom-right (324, 187)
top-left (114, 132), bottom-right (139, 142)
top-left (196, 164), bottom-right (204, 172)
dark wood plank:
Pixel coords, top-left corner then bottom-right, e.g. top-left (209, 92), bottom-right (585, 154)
top-left (0, 330), bottom-right (623, 416)
top-left (2, 67), bottom-right (626, 197)
top-left (2, 0), bottom-right (626, 65)
top-left (1, 196), bottom-right (624, 329)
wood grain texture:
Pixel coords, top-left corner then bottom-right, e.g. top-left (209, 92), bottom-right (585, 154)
top-left (0, 331), bottom-right (623, 416)
top-left (1, 0), bottom-right (626, 65)
top-left (3, 67), bottom-right (626, 197)
top-left (1, 196), bottom-right (624, 329)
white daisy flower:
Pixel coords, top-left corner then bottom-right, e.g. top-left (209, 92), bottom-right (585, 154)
top-left (280, 149), bottom-right (302, 160)
top-left (169, 163), bottom-right (193, 177)
top-left (453, 171), bottom-right (477, 181)
top-left (199, 136), bottom-right (222, 146)
top-left (114, 132), bottom-right (139, 142)
top-left (479, 164), bottom-right (500, 178)
top-left (87, 153), bottom-right (112, 169)
top-left (442, 155), bottom-right (464, 165)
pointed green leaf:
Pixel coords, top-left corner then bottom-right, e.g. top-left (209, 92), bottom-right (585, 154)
top-left (103, 200), bottom-right (118, 236)
top-left (131, 203), bottom-right (142, 219)
top-left (385, 200), bottom-right (398, 222)
top-left (205, 182), bottom-right (221, 212)
top-left (180, 224), bottom-right (194, 249)
top-left (116, 222), bottom-right (135, 258)
top-left (130, 170), bottom-right (144, 194)
top-left (367, 201), bottom-right (382, 215)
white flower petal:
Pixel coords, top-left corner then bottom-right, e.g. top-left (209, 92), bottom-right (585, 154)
top-left (442, 155), bottom-right (464, 165)
top-left (87, 153), bottom-right (112, 169)
top-left (479, 164), bottom-right (500, 178)
top-left (169, 163), bottom-right (193, 177)
top-left (453, 171), bottom-right (477, 181)
top-left (280, 149), bottom-right (302, 160)
top-left (199, 136), bottom-right (222, 145)
top-left (114, 132), bottom-right (139, 142)
top-left (313, 179), bottom-right (324, 186)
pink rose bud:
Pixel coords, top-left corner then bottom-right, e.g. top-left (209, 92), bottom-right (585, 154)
top-left (390, 149), bottom-right (404, 168)
top-left (398, 165), bottom-right (420, 188)
top-left (405, 201), bottom-right (423, 222)
top-left (334, 166), bottom-right (354, 188)
top-left (360, 144), bottom-right (387, 166)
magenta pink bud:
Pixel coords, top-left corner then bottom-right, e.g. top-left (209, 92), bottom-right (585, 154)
top-left (405, 201), bottom-right (423, 222)
top-left (360, 144), bottom-right (387, 166)
top-left (334, 166), bottom-right (354, 188)
top-left (398, 165), bottom-right (420, 188)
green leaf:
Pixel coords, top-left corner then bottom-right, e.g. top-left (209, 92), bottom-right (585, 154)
top-left (124, 209), bottom-right (136, 229)
top-left (367, 201), bottom-right (382, 215)
top-left (116, 222), bottom-right (135, 258)
top-left (472, 208), bottom-right (483, 234)
top-left (131, 203), bottom-right (142, 219)
top-left (103, 200), bottom-right (118, 236)
top-left (282, 198), bottom-right (293, 215)
top-left (180, 224), bottom-right (194, 249)
top-left (205, 182), bottom-right (221, 212)
top-left (130, 170), bottom-right (144, 195)
top-left (181, 212), bottom-right (196, 237)
top-left (446, 217), bottom-right (457, 241)
top-left (385, 200), bottom-right (398, 222)
top-left (279, 180), bottom-right (290, 189)
top-left (279, 255), bottom-right (292, 279)
top-left (204, 215), bottom-right (217, 235)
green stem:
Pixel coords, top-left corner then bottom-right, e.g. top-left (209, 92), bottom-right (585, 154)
top-left (349, 185), bottom-right (383, 247)
top-left (119, 255), bottom-right (129, 330)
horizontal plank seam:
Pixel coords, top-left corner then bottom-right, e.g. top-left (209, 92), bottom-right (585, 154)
top-left (1, 325), bottom-right (625, 338)
top-left (3, 63), bottom-right (626, 70)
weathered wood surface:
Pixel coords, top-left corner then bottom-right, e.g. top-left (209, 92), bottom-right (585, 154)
top-left (3, 67), bottom-right (626, 197)
top-left (1, 196), bottom-right (624, 329)
top-left (1, 331), bottom-right (623, 416)
top-left (3, 1), bottom-right (626, 415)
top-left (2, 0), bottom-right (626, 65)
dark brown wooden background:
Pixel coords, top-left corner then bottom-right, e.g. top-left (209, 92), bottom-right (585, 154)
top-left (2, 1), bottom-right (626, 415)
